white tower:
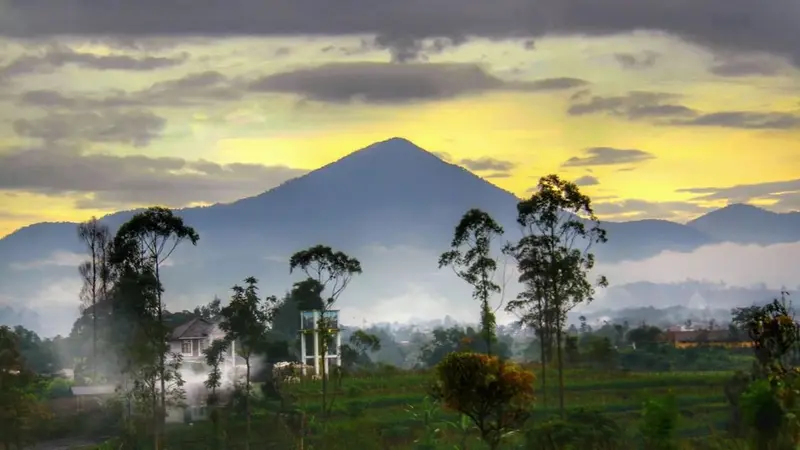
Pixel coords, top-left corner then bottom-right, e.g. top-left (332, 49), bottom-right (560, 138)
top-left (299, 310), bottom-right (342, 377)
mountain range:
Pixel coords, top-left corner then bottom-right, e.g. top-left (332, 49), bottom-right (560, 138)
top-left (1, 137), bottom-right (798, 336)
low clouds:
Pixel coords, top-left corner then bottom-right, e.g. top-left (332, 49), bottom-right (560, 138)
top-left (1, 0), bottom-right (798, 69)
top-left (568, 91), bottom-right (800, 130)
top-left (248, 63), bottom-right (589, 104)
top-left (562, 147), bottom-right (656, 167)
top-left (677, 178), bottom-right (800, 211)
top-left (0, 146), bottom-right (308, 209)
top-left (598, 241), bottom-right (800, 290)
top-left (13, 110), bottom-right (166, 146)
top-left (593, 198), bottom-right (712, 220)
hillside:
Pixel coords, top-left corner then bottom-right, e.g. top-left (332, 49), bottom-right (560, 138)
top-left (0, 137), bottom-right (797, 335)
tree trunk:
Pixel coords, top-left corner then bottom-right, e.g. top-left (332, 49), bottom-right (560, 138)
top-left (245, 357), bottom-right (251, 450)
top-left (91, 244), bottom-right (97, 383)
top-left (556, 320), bottom-right (565, 418)
top-left (538, 324), bottom-right (547, 410)
top-left (154, 262), bottom-right (167, 423)
top-left (152, 385), bottom-right (160, 450)
top-left (482, 298), bottom-right (492, 357)
top-left (321, 334), bottom-right (328, 418)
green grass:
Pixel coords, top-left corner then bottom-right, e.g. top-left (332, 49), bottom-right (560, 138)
top-left (265, 367), bottom-right (736, 448)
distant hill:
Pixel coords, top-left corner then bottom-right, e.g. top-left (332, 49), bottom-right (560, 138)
top-left (0, 137), bottom-right (797, 336)
top-left (687, 203), bottom-right (800, 244)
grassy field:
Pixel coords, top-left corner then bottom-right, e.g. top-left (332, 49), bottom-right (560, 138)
top-left (237, 367), bottom-right (737, 449)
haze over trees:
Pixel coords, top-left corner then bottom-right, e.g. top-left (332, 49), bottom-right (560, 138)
top-left (1, 155), bottom-right (798, 449)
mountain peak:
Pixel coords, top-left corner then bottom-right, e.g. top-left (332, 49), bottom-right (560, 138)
top-left (357, 137), bottom-right (436, 158)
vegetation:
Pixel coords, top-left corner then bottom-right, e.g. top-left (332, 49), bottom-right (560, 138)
top-left (0, 174), bottom-right (797, 450)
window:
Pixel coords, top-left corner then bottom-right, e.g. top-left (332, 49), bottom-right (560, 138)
top-left (322, 311), bottom-right (339, 329)
top-left (181, 340), bottom-right (192, 354)
top-left (326, 338), bottom-right (338, 356)
top-left (301, 311), bottom-right (315, 330)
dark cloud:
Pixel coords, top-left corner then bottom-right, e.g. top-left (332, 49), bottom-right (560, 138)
top-left (18, 71), bottom-right (244, 109)
top-left (248, 63), bottom-right (589, 104)
top-left (0, 46), bottom-right (187, 80)
top-left (614, 51), bottom-right (660, 69)
top-left (1, 0), bottom-right (798, 67)
top-left (568, 91), bottom-right (800, 130)
top-left (19, 65), bottom-right (585, 110)
top-left (485, 172), bottom-right (511, 179)
top-left (709, 60), bottom-right (782, 77)
top-left (594, 199), bottom-right (713, 220)
top-left (526, 77), bottom-right (589, 91)
top-left (670, 112), bottom-right (800, 130)
top-left (568, 91), bottom-right (696, 119)
top-left (458, 157), bottom-right (516, 172)
top-left (575, 175), bottom-right (600, 186)
top-left (563, 147), bottom-right (656, 167)
top-left (676, 179), bottom-right (800, 204)
top-left (0, 145), bottom-right (308, 209)
top-left (12, 110), bottom-right (166, 147)
top-left (372, 35), bottom-right (468, 63)
top-left (707, 53), bottom-right (790, 77)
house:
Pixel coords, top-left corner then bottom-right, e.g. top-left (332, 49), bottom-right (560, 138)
top-left (168, 317), bottom-right (246, 366)
top-left (664, 329), bottom-right (753, 349)
top-left (169, 317), bottom-right (223, 363)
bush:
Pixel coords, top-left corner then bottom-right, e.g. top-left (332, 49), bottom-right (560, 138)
top-left (639, 393), bottom-right (680, 450)
top-left (431, 352), bottom-right (535, 449)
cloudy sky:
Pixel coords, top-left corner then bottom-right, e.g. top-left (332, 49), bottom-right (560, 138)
top-left (1, 0), bottom-right (799, 238)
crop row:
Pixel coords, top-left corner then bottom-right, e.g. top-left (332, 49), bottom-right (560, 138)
top-left (286, 371), bottom-right (732, 396)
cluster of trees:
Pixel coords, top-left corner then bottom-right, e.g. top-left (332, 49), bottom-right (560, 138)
top-left (6, 171), bottom-right (796, 450)
top-left (74, 206), bottom-right (367, 448)
top-left (433, 174), bottom-right (607, 427)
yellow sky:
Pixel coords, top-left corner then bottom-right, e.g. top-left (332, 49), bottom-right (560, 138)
top-left (0, 34), bottom-right (799, 238)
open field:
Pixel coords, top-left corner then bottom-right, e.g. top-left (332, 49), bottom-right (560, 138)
top-left (149, 367), bottom-right (738, 449)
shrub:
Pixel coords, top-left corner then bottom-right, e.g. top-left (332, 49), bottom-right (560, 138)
top-left (431, 352), bottom-right (535, 450)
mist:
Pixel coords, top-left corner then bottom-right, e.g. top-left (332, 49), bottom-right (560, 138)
top-left (4, 241), bottom-right (800, 337)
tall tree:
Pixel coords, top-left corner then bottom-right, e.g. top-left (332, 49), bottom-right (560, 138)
top-left (203, 338), bottom-right (229, 450)
top-left (77, 217), bottom-right (113, 381)
top-left (112, 206), bottom-right (199, 428)
top-left (218, 277), bottom-right (277, 450)
top-left (289, 245), bottom-right (362, 418)
top-left (504, 174), bottom-right (608, 417)
top-left (439, 209), bottom-right (504, 356)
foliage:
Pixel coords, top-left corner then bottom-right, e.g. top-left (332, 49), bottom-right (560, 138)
top-left (217, 276), bottom-right (277, 449)
top-left (0, 325), bottom-right (51, 449)
top-left (504, 174), bottom-right (608, 416)
top-left (439, 208), bottom-right (505, 355)
top-left (341, 330), bottom-right (382, 370)
top-left (639, 393), bottom-right (680, 450)
top-left (108, 206), bottom-right (198, 450)
top-left (525, 408), bottom-right (624, 450)
top-left (431, 351), bottom-right (535, 449)
top-left (77, 217), bottom-right (114, 382)
top-left (289, 244), bottom-right (362, 419)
